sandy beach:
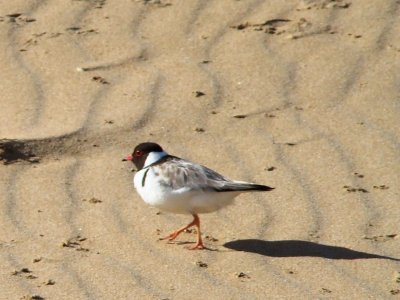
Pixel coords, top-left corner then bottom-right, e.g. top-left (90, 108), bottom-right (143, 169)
top-left (1, 0), bottom-right (399, 299)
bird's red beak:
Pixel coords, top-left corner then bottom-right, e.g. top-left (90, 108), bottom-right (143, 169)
top-left (123, 155), bottom-right (133, 161)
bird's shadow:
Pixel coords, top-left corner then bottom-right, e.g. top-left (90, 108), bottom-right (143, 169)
top-left (224, 239), bottom-right (400, 261)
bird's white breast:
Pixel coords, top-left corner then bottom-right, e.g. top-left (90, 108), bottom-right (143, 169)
top-left (134, 168), bottom-right (169, 208)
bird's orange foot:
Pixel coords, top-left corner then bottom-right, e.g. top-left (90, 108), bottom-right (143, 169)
top-left (186, 241), bottom-right (206, 250)
top-left (159, 230), bottom-right (182, 241)
top-left (159, 214), bottom-right (205, 249)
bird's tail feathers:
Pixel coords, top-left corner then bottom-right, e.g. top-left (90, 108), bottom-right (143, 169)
top-left (216, 181), bottom-right (274, 192)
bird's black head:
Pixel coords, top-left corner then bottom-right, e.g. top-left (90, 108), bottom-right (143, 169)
top-left (126, 142), bottom-right (164, 170)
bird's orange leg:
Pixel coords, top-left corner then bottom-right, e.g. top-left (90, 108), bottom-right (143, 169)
top-left (160, 214), bottom-right (205, 250)
top-left (186, 214), bottom-right (205, 250)
top-left (160, 214), bottom-right (198, 241)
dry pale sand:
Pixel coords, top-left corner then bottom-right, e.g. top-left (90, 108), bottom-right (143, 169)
top-left (1, 0), bottom-right (400, 299)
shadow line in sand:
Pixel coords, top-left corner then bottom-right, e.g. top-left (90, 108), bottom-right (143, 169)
top-left (224, 239), bottom-right (400, 261)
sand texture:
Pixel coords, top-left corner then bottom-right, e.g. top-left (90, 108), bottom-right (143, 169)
top-left (1, 0), bottom-right (399, 299)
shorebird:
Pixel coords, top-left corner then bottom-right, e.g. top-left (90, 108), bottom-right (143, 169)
top-left (125, 142), bottom-right (274, 249)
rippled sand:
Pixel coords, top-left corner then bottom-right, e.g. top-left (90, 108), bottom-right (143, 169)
top-left (1, 0), bottom-right (399, 299)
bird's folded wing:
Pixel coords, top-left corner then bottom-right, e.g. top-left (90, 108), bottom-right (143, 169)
top-left (152, 157), bottom-right (231, 191)
top-left (152, 157), bottom-right (273, 192)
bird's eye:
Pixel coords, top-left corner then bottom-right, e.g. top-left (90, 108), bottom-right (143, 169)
top-left (135, 150), bottom-right (143, 156)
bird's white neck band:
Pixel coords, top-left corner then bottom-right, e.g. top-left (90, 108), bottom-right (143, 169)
top-left (144, 151), bottom-right (168, 168)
